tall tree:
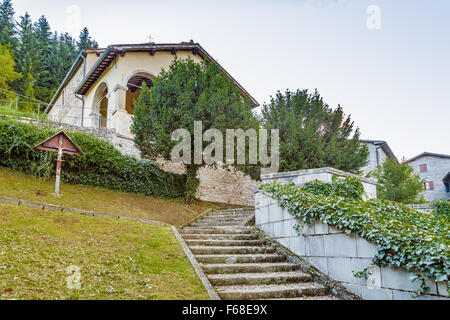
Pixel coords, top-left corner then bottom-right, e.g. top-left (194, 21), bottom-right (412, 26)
top-left (46, 32), bottom-right (78, 97)
top-left (77, 27), bottom-right (98, 52)
top-left (371, 158), bottom-right (425, 204)
top-left (0, 0), bottom-right (16, 47)
top-left (14, 12), bottom-right (42, 103)
top-left (131, 58), bottom-right (259, 203)
top-left (33, 15), bottom-right (52, 103)
top-left (261, 89), bottom-right (368, 174)
top-left (0, 44), bottom-right (21, 99)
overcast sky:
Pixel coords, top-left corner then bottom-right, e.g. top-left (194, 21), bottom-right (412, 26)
top-left (13, 0), bottom-right (450, 160)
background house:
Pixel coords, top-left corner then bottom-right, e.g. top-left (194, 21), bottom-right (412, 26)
top-left (360, 139), bottom-right (396, 175)
top-left (405, 152), bottom-right (450, 202)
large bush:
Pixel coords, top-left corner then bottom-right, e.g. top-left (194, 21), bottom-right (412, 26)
top-left (0, 118), bottom-right (186, 198)
top-left (260, 177), bottom-right (449, 295)
top-left (371, 157), bottom-right (425, 204)
top-left (260, 89), bottom-right (369, 174)
top-left (131, 58), bottom-right (260, 203)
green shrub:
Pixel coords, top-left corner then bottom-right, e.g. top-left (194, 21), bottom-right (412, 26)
top-left (260, 179), bottom-right (449, 296)
top-left (434, 200), bottom-right (450, 220)
top-left (0, 118), bottom-right (186, 198)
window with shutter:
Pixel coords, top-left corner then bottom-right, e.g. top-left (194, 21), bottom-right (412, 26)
top-left (429, 181), bottom-right (434, 190)
top-left (419, 164), bottom-right (427, 173)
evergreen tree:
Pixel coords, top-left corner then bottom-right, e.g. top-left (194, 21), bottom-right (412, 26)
top-left (77, 27), bottom-right (98, 52)
top-left (0, 2), bottom-right (99, 104)
top-left (0, 0), bottom-right (16, 47)
top-left (45, 32), bottom-right (78, 97)
top-left (33, 15), bottom-right (52, 102)
top-left (131, 58), bottom-right (259, 203)
top-left (14, 12), bottom-right (42, 104)
top-left (261, 89), bottom-right (369, 174)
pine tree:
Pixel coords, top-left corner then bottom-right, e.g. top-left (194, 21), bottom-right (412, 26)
top-left (0, 0), bottom-right (16, 47)
top-left (14, 12), bottom-right (42, 107)
top-left (77, 27), bottom-right (98, 52)
top-left (261, 89), bottom-right (369, 174)
top-left (46, 32), bottom-right (78, 97)
top-left (33, 15), bottom-right (52, 102)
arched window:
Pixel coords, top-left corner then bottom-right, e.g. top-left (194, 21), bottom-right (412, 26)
top-left (125, 72), bottom-right (154, 115)
top-left (92, 82), bottom-right (109, 128)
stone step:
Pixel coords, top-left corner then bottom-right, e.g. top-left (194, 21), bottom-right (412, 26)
top-left (264, 296), bottom-right (340, 300)
top-left (207, 213), bottom-right (253, 218)
top-left (216, 283), bottom-right (329, 300)
top-left (180, 227), bottom-right (251, 234)
top-left (190, 221), bottom-right (245, 227)
top-left (186, 239), bottom-right (264, 247)
top-left (195, 254), bottom-right (286, 264)
top-left (199, 216), bottom-right (249, 222)
top-left (208, 271), bottom-right (312, 286)
top-left (202, 262), bottom-right (298, 274)
top-left (182, 233), bottom-right (258, 240)
top-left (213, 209), bottom-right (253, 214)
top-left (189, 246), bottom-right (275, 255)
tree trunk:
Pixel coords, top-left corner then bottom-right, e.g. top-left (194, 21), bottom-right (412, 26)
top-left (185, 165), bottom-right (200, 204)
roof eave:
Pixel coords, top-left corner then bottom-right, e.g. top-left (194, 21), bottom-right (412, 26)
top-left (74, 43), bottom-right (260, 108)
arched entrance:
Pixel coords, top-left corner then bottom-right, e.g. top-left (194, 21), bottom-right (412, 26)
top-left (125, 72), bottom-right (154, 115)
top-left (92, 82), bottom-right (109, 128)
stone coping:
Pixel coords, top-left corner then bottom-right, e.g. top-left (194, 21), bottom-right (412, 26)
top-left (261, 167), bottom-right (377, 184)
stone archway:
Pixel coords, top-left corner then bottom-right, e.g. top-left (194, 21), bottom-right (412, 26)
top-left (92, 82), bottom-right (109, 128)
top-left (124, 71), bottom-right (155, 115)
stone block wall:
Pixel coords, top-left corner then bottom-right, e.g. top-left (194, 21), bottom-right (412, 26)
top-left (255, 169), bottom-right (448, 300)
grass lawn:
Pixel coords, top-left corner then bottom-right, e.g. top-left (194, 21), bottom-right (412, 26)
top-left (0, 203), bottom-right (210, 300)
top-left (0, 167), bottom-right (224, 226)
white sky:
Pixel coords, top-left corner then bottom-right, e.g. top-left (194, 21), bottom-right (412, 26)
top-left (13, 0), bottom-right (450, 160)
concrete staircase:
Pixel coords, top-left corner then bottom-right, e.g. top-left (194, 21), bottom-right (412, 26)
top-left (180, 209), bottom-right (338, 300)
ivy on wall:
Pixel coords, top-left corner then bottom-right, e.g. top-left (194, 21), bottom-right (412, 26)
top-left (260, 177), bottom-right (449, 296)
top-left (434, 200), bottom-right (450, 221)
top-left (0, 118), bottom-right (186, 198)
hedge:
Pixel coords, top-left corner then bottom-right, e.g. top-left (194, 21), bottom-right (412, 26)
top-left (260, 177), bottom-right (449, 296)
top-left (0, 118), bottom-right (186, 198)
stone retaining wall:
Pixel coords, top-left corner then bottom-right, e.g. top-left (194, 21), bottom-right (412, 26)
top-left (255, 168), bottom-right (448, 300)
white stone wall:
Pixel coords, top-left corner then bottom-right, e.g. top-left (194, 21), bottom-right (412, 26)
top-left (255, 169), bottom-right (448, 300)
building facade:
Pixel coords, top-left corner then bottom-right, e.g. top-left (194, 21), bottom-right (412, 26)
top-left (405, 152), bottom-right (450, 202)
top-left (44, 42), bottom-right (260, 206)
top-left (46, 42), bottom-right (258, 137)
top-left (360, 140), bottom-right (396, 175)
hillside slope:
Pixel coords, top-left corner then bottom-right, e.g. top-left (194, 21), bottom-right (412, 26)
top-left (0, 203), bottom-right (210, 300)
